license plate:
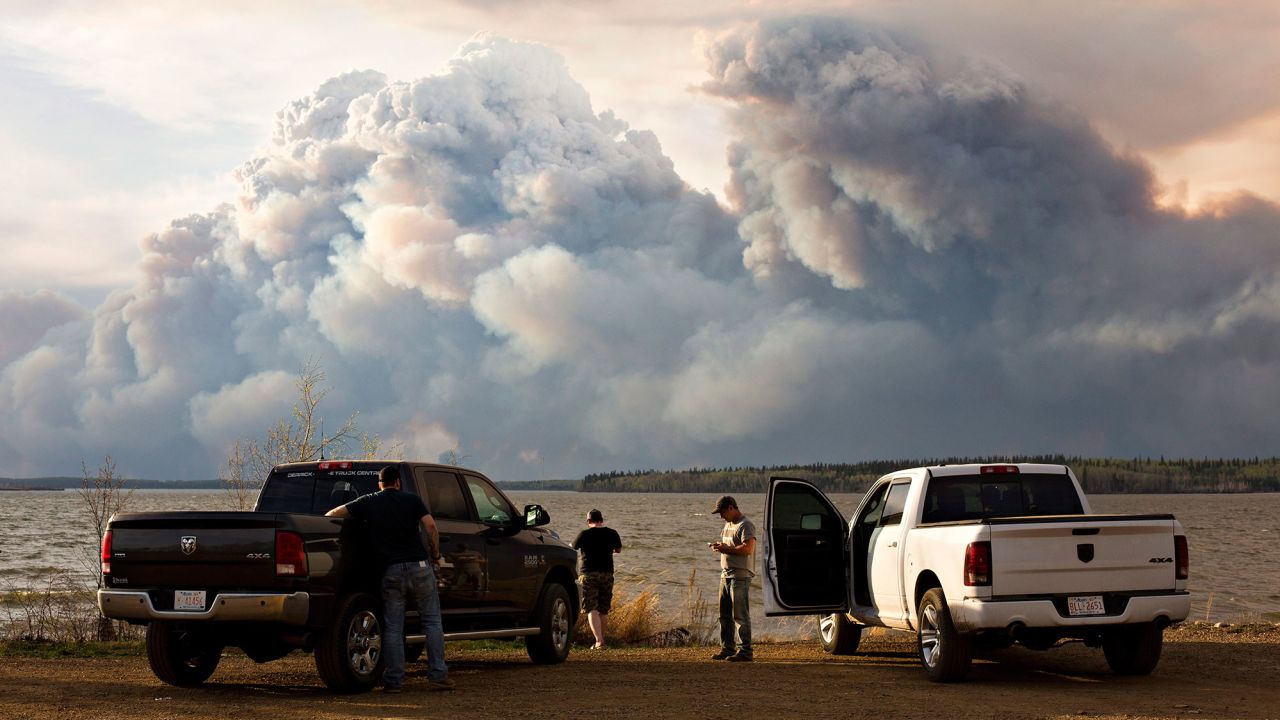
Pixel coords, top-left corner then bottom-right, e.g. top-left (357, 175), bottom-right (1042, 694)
top-left (174, 590), bottom-right (206, 611)
top-left (1067, 594), bottom-right (1105, 616)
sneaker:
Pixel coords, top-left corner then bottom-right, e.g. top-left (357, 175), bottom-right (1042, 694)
top-left (426, 678), bottom-right (456, 692)
top-left (711, 649), bottom-right (735, 660)
top-left (591, 642), bottom-right (606, 650)
top-left (726, 652), bottom-right (753, 662)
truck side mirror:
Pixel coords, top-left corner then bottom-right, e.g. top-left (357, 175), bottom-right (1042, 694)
top-left (800, 513), bottom-right (823, 531)
top-left (523, 504), bottom-right (551, 527)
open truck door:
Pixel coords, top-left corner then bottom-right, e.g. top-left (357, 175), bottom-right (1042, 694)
top-left (763, 476), bottom-right (849, 616)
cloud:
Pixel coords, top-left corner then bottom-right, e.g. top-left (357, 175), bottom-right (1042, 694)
top-left (705, 17), bottom-right (1280, 454)
top-left (0, 291), bottom-right (87, 367)
top-left (1, 20), bottom-right (1279, 481)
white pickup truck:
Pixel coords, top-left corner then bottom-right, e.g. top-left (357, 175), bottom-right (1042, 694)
top-left (762, 463), bottom-right (1190, 681)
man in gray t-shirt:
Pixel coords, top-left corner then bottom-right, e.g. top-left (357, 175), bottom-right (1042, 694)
top-left (709, 495), bottom-right (756, 661)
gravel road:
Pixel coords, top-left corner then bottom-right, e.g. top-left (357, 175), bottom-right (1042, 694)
top-left (1, 623), bottom-right (1276, 719)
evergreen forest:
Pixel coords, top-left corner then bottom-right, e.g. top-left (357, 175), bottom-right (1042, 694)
top-left (574, 456), bottom-right (1280, 494)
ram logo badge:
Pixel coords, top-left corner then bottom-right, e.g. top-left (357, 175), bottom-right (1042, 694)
top-left (180, 536), bottom-right (197, 556)
top-left (1076, 543), bottom-right (1094, 563)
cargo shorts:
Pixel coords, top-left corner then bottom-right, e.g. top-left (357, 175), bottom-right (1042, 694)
top-left (579, 571), bottom-right (615, 613)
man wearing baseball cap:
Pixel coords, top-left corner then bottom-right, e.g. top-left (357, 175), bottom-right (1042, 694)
top-left (709, 495), bottom-right (756, 662)
top-left (573, 509), bottom-right (622, 650)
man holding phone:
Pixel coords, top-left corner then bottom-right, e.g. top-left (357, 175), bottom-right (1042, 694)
top-left (709, 495), bottom-right (756, 662)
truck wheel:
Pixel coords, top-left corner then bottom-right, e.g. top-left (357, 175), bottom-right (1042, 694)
top-left (1102, 622), bottom-right (1163, 675)
top-left (525, 582), bottom-right (572, 664)
top-left (917, 588), bottom-right (972, 682)
top-left (819, 613), bottom-right (862, 655)
top-left (314, 592), bottom-right (384, 692)
top-left (145, 621), bottom-right (223, 687)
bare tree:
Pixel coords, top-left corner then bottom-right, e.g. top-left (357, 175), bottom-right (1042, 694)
top-left (221, 359), bottom-right (365, 507)
top-left (259, 359), bottom-right (359, 465)
top-left (443, 447), bottom-right (469, 466)
top-left (221, 439), bottom-right (256, 511)
top-left (358, 431), bottom-right (405, 461)
top-left (76, 455), bottom-right (134, 640)
top-left (78, 455), bottom-right (133, 562)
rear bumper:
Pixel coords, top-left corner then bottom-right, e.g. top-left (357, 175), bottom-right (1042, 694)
top-left (98, 590), bottom-right (310, 625)
top-left (950, 591), bottom-right (1191, 632)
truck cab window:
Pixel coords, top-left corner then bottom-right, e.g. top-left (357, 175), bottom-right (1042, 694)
top-left (415, 469), bottom-right (469, 520)
top-left (879, 483), bottom-right (912, 526)
top-left (923, 474), bottom-right (1084, 523)
top-left (256, 472), bottom-right (314, 513)
top-left (464, 475), bottom-right (514, 524)
top-left (857, 483), bottom-right (890, 528)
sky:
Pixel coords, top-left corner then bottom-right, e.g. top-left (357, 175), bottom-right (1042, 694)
top-left (1, 1), bottom-right (1278, 481)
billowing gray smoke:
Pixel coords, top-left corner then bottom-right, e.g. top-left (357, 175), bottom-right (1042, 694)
top-left (2, 22), bottom-right (1278, 480)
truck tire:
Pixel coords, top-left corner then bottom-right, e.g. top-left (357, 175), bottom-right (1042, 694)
top-left (1102, 622), bottom-right (1163, 675)
top-left (819, 613), bottom-right (862, 655)
top-left (525, 582), bottom-right (572, 664)
top-left (314, 592), bottom-right (384, 692)
top-left (917, 588), bottom-right (973, 682)
top-left (145, 621), bottom-right (224, 687)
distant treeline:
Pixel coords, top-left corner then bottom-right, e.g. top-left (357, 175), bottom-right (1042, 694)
top-left (7, 455), bottom-right (1280, 495)
top-left (577, 455), bottom-right (1280, 494)
top-left (0, 476), bottom-right (223, 491)
top-left (496, 479), bottom-right (581, 492)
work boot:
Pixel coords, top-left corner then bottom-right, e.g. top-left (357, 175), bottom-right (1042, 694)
top-left (711, 648), bottom-right (735, 660)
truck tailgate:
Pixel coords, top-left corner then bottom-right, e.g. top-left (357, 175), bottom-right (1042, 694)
top-left (989, 514), bottom-right (1177, 596)
top-left (109, 512), bottom-right (283, 589)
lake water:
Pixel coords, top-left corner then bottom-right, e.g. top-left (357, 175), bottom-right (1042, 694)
top-left (3, 489), bottom-right (1276, 639)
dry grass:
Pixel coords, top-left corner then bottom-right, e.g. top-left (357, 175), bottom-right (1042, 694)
top-left (0, 571), bottom-right (140, 644)
top-left (573, 587), bottom-right (667, 646)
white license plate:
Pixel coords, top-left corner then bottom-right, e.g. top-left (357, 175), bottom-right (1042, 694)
top-left (1067, 594), bottom-right (1106, 616)
top-left (174, 590), bottom-right (206, 611)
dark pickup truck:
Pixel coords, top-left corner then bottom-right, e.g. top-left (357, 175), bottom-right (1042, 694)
top-left (98, 460), bottom-right (579, 691)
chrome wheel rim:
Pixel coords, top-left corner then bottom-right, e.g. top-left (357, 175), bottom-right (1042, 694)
top-left (819, 614), bottom-right (837, 645)
top-left (919, 604), bottom-right (940, 668)
top-left (347, 609), bottom-right (382, 677)
top-left (551, 597), bottom-right (570, 652)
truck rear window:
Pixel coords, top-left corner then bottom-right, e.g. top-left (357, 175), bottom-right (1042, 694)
top-left (256, 469), bottom-right (382, 514)
top-left (921, 473), bottom-right (1083, 524)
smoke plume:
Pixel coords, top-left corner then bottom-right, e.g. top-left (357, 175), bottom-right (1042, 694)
top-left (2, 22), bottom-right (1278, 479)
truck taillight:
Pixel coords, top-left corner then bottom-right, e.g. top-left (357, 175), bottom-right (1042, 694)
top-left (317, 461), bottom-right (351, 471)
top-left (275, 531), bottom-right (308, 577)
top-left (100, 530), bottom-right (113, 575)
top-left (964, 541), bottom-right (991, 586)
top-left (1174, 535), bottom-right (1189, 580)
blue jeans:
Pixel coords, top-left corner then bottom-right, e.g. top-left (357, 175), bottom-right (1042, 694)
top-left (381, 561), bottom-right (447, 686)
top-left (718, 575), bottom-right (752, 656)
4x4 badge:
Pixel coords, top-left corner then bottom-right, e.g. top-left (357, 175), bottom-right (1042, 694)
top-left (181, 536), bottom-right (197, 556)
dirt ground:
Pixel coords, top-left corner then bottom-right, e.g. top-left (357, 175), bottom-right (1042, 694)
top-left (1, 623), bottom-right (1277, 720)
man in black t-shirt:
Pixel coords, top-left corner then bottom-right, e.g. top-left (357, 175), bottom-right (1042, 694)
top-left (325, 466), bottom-right (452, 692)
top-left (572, 509), bottom-right (622, 650)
